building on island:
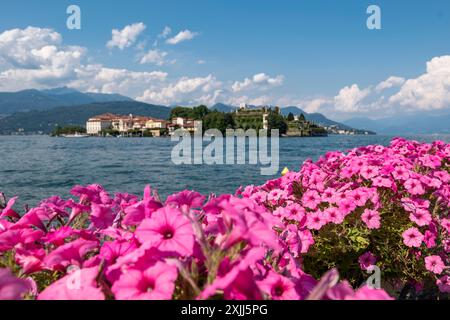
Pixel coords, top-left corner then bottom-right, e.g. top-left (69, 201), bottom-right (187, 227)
top-left (86, 113), bottom-right (168, 136)
top-left (86, 113), bottom-right (117, 135)
top-left (167, 117), bottom-right (202, 135)
top-left (234, 104), bottom-right (272, 130)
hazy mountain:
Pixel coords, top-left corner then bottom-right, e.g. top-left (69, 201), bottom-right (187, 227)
top-left (0, 87), bottom-right (133, 115)
top-left (343, 113), bottom-right (450, 135)
top-left (280, 106), bottom-right (354, 130)
top-left (210, 103), bottom-right (236, 113)
top-left (85, 92), bottom-right (133, 103)
top-left (0, 101), bottom-right (171, 134)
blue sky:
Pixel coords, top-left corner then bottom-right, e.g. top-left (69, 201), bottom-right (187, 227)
top-left (0, 0), bottom-right (450, 120)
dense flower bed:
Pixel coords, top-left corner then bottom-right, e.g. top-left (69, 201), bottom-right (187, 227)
top-left (0, 138), bottom-right (448, 300)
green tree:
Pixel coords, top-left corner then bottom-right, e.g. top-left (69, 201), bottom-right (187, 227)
top-left (170, 106), bottom-right (193, 119)
top-left (299, 113), bottom-right (306, 122)
top-left (268, 112), bottom-right (288, 135)
top-left (203, 111), bottom-right (227, 133)
top-left (192, 105), bottom-right (210, 120)
top-left (51, 125), bottom-right (86, 136)
top-left (287, 112), bottom-right (295, 121)
top-left (169, 105), bottom-right (210, 120)
top-left (224, 113), bottom-right (235, 129)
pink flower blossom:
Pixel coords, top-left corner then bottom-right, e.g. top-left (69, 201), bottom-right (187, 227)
top-left (306, 211), bottom-right (325, 230)
top-left (302, 190), bottom-right (321, 210)
top-left (0, 228), bottom-right (44, 252)
top-left (424, 255), bottom-right (445, 274)
top-left (111, 261), bottom-right (178, 300)
top-left (257, 270), bottom-right (300, 300)
top-left (361, 165), bottom-right (379, 180)
top-left (423, 230), bottom-right (437, 248)
top-left (350, 189), bottom-right (369, 207)
top-left (441, 218), bottom-right (450, 233)
top-left (404, 179), bottom-right (425, 195)
top-left (44, 238), bottom-right (98, 271)
top-left (198, 248), bottom-right (266, 300)
top-left (38, 266), bottom-right (104, 300)
top-left (409, 209), bottom-right (432, 227)
top-left (90, 203), bottom-right (115, 229)
top-left (361, 209), bottom-right (381, 229)
top-left (282, 203), bottom-right (305, 222)
top-left (298, 229), bottom-right (315, 253)
top-left (135, 207), bottom-right (194, 257)
top-left (402, 227), bottom-right (424, 248)
top-left (324, 207), bottom-right (344, 224)
top-left (0, 268), bottom-right (30, 300)
top-left (437, 275), bottom-right (450, 293)
top-left (165, 190), bottom-right (205, 210)
top-left (15, 248), bottom-right (45, 274)
top-left (358, 252), bottom-right (377, 271)
top-left (0, 196), bottom-right (20, 220)
top-left (392, 166), bottom-right (410, 180)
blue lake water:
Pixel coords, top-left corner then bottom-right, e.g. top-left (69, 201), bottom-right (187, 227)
top-left (1, 134), bottom-right (449, 207)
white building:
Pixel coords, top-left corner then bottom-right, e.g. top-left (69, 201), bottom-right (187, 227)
top-left (86, 114), bottom-right (115, 135)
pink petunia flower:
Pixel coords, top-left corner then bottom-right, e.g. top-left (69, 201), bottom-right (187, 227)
top-left (298, 229), bottom-right (315, 254)
top-left (440, 218), bottom-right (450, 233)
top-left (38, 266), bottom-right (104, 300)
top-left (372, 176), bottom-right (393, 189)
top-left (0, 196), bottom-right (20, 220)
top-left (404, 179), bottom-right (425, 195)
top-left (424, 255), bottom-right (445, 274)
top-left (165, 190), bottom-right (205, 210)
top-left (324, 206), bottom-right (344, 224)
top-left (41, 226), bottom-right (76, 246)
top-left (302, 190), bottom-right (321, 210)
top-left (14, 248), bottom-right (46, 274)
top-left (90, 203), bottom-right (115, 229)
top-left (43, 238), bottom-right (98, 271)
top-left (402, 227), bottom-right (424, 248)
top-left (135, 207), bottom-right (194, 257)
top-left (350, 189), bottom-right (369, 207)
top-left (306, 211), bottom-right (325, 230)
top-left (282, 203), bottom-right (306, 222)
top-left (111, 261), bottom-right (178, 300)
top-left (0, 268), bottom-right (31, 300)
top-left (257, 270), bottom-right (300, 300)
top-left (409, 209), bottom-right (432, 227)
top-left (338, 199), bottom-right (357, 216)
top-left (360, 165), bottom-right (379, 180)
top-left (423, 230), bottom-right (437, 248)
top-left (358, 252), bottom-right (377, 271)
top-left (392, 166), bottom-right (410, 180)
top-left (361, 209), bottom-right (381, 229)
top-left (437, 275), bottom-right (450, 293)
top-left (0, 228), bottom-right (44, 252)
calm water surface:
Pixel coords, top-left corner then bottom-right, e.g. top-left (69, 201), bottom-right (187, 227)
top-left (1, 134), bottom-right (449, 206)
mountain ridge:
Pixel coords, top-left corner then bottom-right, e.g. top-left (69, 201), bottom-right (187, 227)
top-left (0, 101), bottom-right (171, 134)
top-left (343, 113), bottom-right (450, 135)
top-left (0, 87), bottom-right (133, 115)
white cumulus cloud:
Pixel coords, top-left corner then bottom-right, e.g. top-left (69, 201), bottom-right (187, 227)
top-left (140, 49), bottom-right (170, 66)
top-left (137, 75), bottom-right (221, 105)
top-left (107, 22), bottom-right (146, 50)
top-left (166, 30), bottom-right (198, 45)
top-left (375, 76), bottom-right (405, 92)
top-left (0, 27), bottom-right (86, 90)
top-left (231, 73), bottom-right (284, 92)
top-left (389, 55), bottom-right (450, 110)
top-left (334, 84), bottom-right (371, 112)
